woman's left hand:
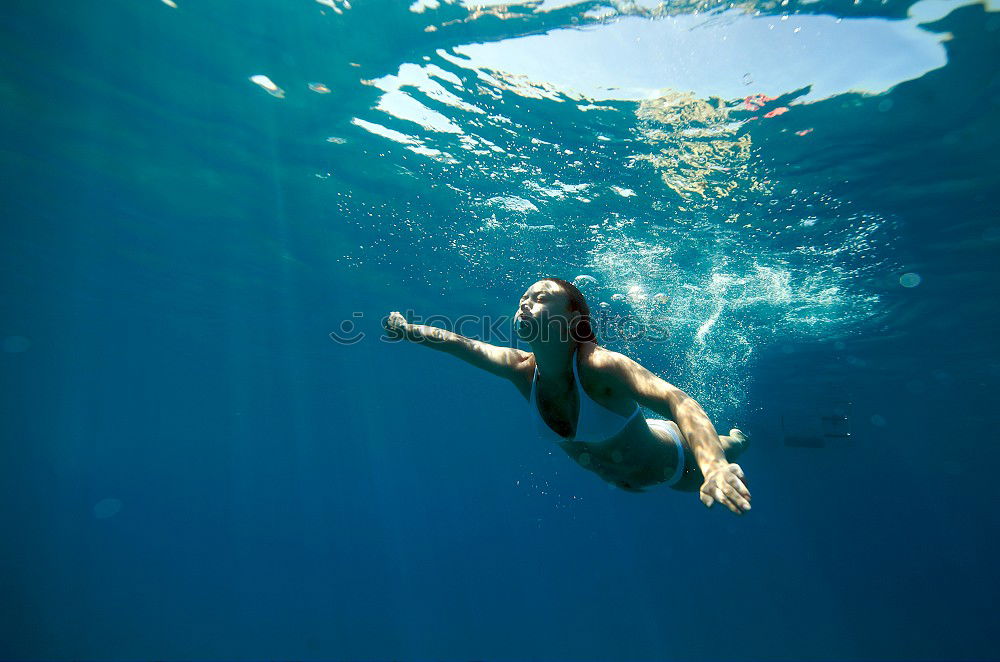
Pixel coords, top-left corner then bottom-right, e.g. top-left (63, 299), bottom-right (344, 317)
top-left (700, 463), bottom-right (751, 514)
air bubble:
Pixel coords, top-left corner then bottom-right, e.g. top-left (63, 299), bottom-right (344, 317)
top-left (249, 74), bottom-right (285, 98)
top-left (626, 285), bottom-right (647, 302)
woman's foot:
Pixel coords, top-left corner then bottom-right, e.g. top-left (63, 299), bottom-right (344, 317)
top-left (723, 428), bottom-right (749, 462)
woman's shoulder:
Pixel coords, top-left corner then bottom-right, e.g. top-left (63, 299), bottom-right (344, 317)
top-left (577, 345), bottom-right (631, 382)
top-left (582, 345), bottom-right (652, 387)
top-left (578, 345), bottom-right (645, 399)
top-left (583, 344), bottom-right (633, 369)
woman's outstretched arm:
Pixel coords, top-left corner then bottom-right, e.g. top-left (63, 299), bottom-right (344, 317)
top-left (384, 311), bottom-right (528, 382)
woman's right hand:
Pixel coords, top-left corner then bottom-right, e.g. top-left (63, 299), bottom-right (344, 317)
top-left (383, 311), bottom-right (409, 339)
top-left (699, 462), bottom-right (751, 515)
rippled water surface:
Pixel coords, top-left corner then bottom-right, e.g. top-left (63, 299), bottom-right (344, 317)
top-left (1, 0), bottom-right (998, 659)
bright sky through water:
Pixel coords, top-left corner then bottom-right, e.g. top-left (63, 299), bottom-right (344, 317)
top-left (445, 10), bottom-right (949, 103)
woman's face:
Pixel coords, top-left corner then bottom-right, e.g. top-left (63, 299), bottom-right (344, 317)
top-left (515, 280), bottom-right (576, 341)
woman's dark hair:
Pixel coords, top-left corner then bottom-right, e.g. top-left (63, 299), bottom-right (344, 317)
top-left (542, 277), bottom-right (598, 344)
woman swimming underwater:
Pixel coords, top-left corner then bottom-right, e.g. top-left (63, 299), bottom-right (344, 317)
top-left (383, 278), bottom-right (751, 515)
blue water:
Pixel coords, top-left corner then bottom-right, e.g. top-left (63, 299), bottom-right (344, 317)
top-left (1, 0), bottom-right (998, 659)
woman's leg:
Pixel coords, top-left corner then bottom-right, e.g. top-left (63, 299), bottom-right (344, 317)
top-left (721, 428), bottom-right (749, 460)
